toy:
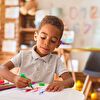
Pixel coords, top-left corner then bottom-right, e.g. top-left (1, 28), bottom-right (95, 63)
top-left (20, 0), bottom-right (37, 15)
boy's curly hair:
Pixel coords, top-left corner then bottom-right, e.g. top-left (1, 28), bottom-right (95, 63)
top-left (38, 15), bottom-right (64, 37)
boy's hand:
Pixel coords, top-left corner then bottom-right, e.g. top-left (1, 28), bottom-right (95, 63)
top-left (46, 81), bottom-right (64, 92)
top-left (13, 75), bottom-right (32, 88)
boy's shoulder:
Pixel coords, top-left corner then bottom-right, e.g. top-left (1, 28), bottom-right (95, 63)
top-left (19, 49), bottom-right (32, 55)
top-left (50, 53), bottom-right (61, 59)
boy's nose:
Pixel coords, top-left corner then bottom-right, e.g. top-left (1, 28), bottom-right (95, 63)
top-left (45, 40), bottom-right (50, 47)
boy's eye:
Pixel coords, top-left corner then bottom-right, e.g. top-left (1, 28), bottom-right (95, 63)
top-left (41, 36), bottom-right (46, 39)
top-left (51, 38), bottom-right (57, 43)
top-left (40, 34), bottom-right (47, 39)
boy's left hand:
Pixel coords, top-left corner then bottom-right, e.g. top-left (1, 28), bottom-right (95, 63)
top-left (46, 81), bottom-right (64, 92)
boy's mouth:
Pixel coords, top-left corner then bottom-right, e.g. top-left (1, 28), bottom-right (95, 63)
top-left (40, 46), bottom-right (50, 52)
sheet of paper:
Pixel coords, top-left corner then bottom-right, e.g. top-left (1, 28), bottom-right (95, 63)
top-left (0, 88), bottom-right (84, 100)
top-left (5, 7), bottom-right (19, 18)
top-left (5, 0), bottom-right (19, 5)
top-left (2, 40), bottom-right (16, 52)
top-left (4, 23), bottom-right (15, 39)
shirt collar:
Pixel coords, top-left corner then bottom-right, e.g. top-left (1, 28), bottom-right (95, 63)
top-left (31, 45), bottom-right (52, 63)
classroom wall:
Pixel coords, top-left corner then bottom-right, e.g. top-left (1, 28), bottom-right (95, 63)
top-left (36, 0), bottom-right (100, 71)
top-left (37, 0), bottom-right (100, 48)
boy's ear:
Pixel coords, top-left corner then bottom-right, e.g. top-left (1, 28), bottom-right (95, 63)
top-left (56, 40), bottom-right (61, 48)
top-left (34, 31), bottom-right (38, 41)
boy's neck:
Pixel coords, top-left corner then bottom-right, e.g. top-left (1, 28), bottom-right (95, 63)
top-left (34, 46), bottom-right (49, 57)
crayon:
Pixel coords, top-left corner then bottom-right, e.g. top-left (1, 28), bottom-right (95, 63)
top-left (20, 73), bottom-right (33, 89)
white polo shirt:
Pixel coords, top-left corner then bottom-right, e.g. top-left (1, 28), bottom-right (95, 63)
top-left (10, 46), bottom-right (68, 83)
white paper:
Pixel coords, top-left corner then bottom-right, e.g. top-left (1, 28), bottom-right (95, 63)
top-left (0, 88), bottom-right (84, 100)
top-left (5, 0), bottom-right (19, 5)
top-left (4, 23), bottom-right (15, 39)
top-left (5, 7), bottom-right (19, 18)
top-left (2, 40), bottom-right (16, 52)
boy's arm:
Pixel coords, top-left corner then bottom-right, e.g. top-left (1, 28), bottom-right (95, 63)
top-left (60, 72), bottom-right (74, 88)
top-left (46, 72), bottom-right (74, 92)
top-left (0, 61), bottom-right (32, 88)
top-left (0, 61), bottom-right (17, 83)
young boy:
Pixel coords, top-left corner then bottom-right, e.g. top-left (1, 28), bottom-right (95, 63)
top-left (0, 15), bottom-right (74, 92)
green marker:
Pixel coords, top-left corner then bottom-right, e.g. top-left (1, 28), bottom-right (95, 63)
top-left (20, 73), bottom-right (33, 89)
top-left (39, 82), bottom-right (45, 86)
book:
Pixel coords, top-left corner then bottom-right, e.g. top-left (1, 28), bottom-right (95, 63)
top-left (0, 84), bottom-right (16, 91)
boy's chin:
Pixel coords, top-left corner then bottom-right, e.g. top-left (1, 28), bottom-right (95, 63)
top-left (39, 51), bottom-right (51, 56)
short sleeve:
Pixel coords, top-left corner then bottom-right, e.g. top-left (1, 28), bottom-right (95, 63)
top-left (10, 51), bottom-right (22, 67)
top-left (56, 57), bottom-right (68, 76)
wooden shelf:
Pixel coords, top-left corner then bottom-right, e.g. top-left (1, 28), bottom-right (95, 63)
top-left (71, 48), bottom-right (100, 52)
top-left (18, 6), bottom-right (36, 48)
top-left (20, 28), bottom-right (37, 32)
top-left (0, 51), bottom-right (16, 55)
top-left (18, 0), bottom-right (37, 48)
top-left (5, 5), bottom-right (19, 7)
top-left (55, 48), bottom-right (100, 53)
top-left (0, 0), bottom-right (19, 63)
top-left (5, 19), bottom-right (18, 22)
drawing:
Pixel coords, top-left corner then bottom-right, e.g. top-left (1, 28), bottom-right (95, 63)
top-left (69, 7), bottom-right (78, 20)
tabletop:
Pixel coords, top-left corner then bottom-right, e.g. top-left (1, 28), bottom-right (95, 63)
top-left (0, 88), bottom-right (85, 100)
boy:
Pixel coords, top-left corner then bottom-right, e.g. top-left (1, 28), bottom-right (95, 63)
top-left (0, 15), bottom-right (74, 92)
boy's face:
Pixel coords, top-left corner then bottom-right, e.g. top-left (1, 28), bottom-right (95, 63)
top-left (34, 24), bottom-right (62, 57)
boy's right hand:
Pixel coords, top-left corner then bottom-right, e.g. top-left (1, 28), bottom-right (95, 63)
top-left (13, 75), bottom-right (32, 88)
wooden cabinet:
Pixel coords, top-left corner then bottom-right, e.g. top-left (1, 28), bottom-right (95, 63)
top-left (0, 0), bottom-right (19, 52)
top-left (18, 0), bottom-right (37, 51)
top-left (0, 0), bottom-right (37, 63)
top-left (0, 0), bottom-right (37, 52)
top-left (0, 0), bottom-right (4, 51)
top-left (19, 14), bottom-right (36, 50)
top-left (0, 0), bottom-right (19, 63)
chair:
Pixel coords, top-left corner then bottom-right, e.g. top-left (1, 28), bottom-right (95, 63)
top-left (82, 52), bottom-right (100, 99)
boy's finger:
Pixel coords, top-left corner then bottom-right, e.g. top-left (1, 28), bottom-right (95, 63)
top-left (52, 86), bottom-right (59, 92)
top-left (46, 85), bottom-right (55, 91)
top-left (57, 87), bottom-right (63, 91)
top-left (15, 81), bottom-right (28, 88)
top-left (19, 77), bottom-right (28, 84)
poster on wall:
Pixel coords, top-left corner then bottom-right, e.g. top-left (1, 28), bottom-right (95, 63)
top-left (37, 0), bottom-right (100, 48)
top-left (5, 7), bottom-right (19, 18)
top-left (4, 23), bottom-right (15, 39)
top-left (5, 0), bottom-right (19, 5)
top-left (54, 0), bottom-right (100, 48)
